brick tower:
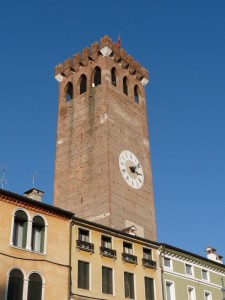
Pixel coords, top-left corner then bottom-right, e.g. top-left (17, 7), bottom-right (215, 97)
top-left (53, 35), bottom-right (156, 240)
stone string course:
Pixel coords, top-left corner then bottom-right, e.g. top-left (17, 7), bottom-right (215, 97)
top-left (55, 35), bottom-right (149, 82)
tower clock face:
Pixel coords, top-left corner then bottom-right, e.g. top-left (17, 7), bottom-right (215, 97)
top-left (119, 150), bottom-right (144, 189)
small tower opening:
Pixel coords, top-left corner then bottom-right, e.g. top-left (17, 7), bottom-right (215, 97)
top-left (134, 85), bottom-right (139, 103)
top-left (123, 77), bottom-right (128, 95)
top-left (80, 74), bottom-right (87, 94)
top-left (65, 82), bottom-right (73, 101)
top-left (111, 67), bottom-right (117, 86)
top-left (93, 67), bottom-right (101, 87)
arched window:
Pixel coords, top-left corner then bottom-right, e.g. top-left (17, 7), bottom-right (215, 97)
top-left (123, 77), bottom-right (128, 95)
top-left (65, 82), bottom-right (73, 101)
top-left (31, 216), bottom-right (45, 253)
top-left (111, 67), bottom-right (117, 86)
top-left (93, 67), bottom-right (101, 87)
top-left (134, 85), bottom-right (139, 103)
top-left (80, 74), bottom-right (87, 94)
top-left (13, 210), bottom-right (28, 249)
top-left (7, 269), bottom-right (24, 300)
top-left (27, 273), bottom-right (42, 300)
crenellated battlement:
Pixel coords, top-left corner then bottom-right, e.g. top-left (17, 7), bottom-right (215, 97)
top-left (55, 35), bottom-right (149, 84)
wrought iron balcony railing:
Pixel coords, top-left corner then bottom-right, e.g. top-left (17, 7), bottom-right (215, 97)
top-left (142, 258), bottom-right (156, 269)
top-left (122, 252), bottom-right (137, 264)
top-left (100, 246), bottom-right (117, 258)
top-left (76, 240), bottom-right (94, 253)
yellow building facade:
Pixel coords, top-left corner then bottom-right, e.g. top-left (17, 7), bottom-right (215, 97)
top-left (71, 217), bottom-right (162, 300)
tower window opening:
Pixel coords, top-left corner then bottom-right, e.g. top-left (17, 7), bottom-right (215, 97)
top-left (111, 67), bottom-right (117, 86)
top-left (93, 67), bottom-right (101, 87)
top-left (65, 82), bottom-right (73, 101)
top-left (134, 85), bottom-right (139, 103)
top-left (80, 74), bottom-right (87, 94)
top-left (123, 77), bottom-right (128, 95)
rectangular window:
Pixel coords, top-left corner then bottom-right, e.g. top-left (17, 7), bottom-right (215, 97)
top-left (166, 281), bottom-right (175, 300)
top-left (123, 242), bottom-right (133, 254)
top-left (78, 228), bottom-right (89, 242)
top-left (102, 266), bottom-right (113, 294)
top-left (185, 264), bottom-right (193, 276)
top-left (78, 261), bottom-right (89, 290)
top-left (101, 235), bottom-right (112, 248)
top-left (145, 277), bottom-right (154, 300)
top-left (202, 269), bottom-right (209, 281)
top-left (204, 291), bottom-right (211, 300)
top-left (164, 257), bottom-right (171, 268)
top-left (124, 272), bottom-right (135, 299)
top-left (143, 248), bottom-right (152, 260)
top-left (188, 286), bottom-right (196, 300)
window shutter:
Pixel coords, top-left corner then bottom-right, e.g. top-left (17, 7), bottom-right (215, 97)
top-left (145, 277), bottom-right (154, 300)
top-left (27, 273), bottom-right (42, 300)
top-left (22, 220), bottom-right (27, 248)
top-left (7, 269), bottom-right (23, 300)
top-left (40, 226), bottom-right (45, 253)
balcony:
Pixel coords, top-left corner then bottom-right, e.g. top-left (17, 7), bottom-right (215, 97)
top-left (142, 258), bottom-right (156, 269)
top-left (100, 246), bottom-right (117, 259)
top-left (122, 253), bottom-right (137, 264)
top-left (76, 240), bottom-right (94, 253)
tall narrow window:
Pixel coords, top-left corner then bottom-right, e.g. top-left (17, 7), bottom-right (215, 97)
top-left (187, 287), bottom-right (196, 300)
top-left (31, 216), bottom-right (45, 253)
top-left (123, 77), bottom-right (128, 95)
top-left (145, 277), bottom-right (154, 300)
top-left (27, 273), bottom-right (42, 300)
top-left (65, 82), bottom-right (73, 101)
top-left (7, 269), bottom-right (24, 300)
top-left (78, 261), bottom-right (89, 290)
top-left (13, 210), bottom-right (28, 248)
top-left (102, 266), bottom-right (113, 294)
top-left (134, 85), bottom-right (139, 103)
top-left (124, 272), bottom-right (135, 299)
top-left (111, 67), bottom-right (117, 86)
top-left (93, 67), bottom-right (101, 87)
top-left (80, 74), bottom-right (87, 94)
top-left (166, 281), bottom-right (175, 300)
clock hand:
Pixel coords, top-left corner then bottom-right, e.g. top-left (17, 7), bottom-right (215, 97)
top-left (135, 171), bottom-right (142, 176)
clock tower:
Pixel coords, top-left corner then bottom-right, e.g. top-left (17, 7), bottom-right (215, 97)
top-left (53, 35), bottom-right (156, 240)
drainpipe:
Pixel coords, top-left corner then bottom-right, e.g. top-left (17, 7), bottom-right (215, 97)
top-left (68, 219), bottom-right (73, 300)
top-left (159, 244), bottom-right (166, 300)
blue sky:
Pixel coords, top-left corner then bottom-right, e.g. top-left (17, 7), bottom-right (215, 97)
top-left (1, 0), bottom-right (225, 259)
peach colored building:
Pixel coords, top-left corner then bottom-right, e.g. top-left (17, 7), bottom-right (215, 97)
top-left (0, 188), bottom-right (73, 300)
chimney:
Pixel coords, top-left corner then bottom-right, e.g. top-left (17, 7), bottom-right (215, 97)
top-left (122, 225), bottom-right (137, 236)
top-left (206, 247), bottom-right (223, 264)
top-left (24, 188), bottom-right (44, 202)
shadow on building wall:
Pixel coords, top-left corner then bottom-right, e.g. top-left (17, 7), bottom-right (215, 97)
top-left (0, 284), bottom-right (6, 300)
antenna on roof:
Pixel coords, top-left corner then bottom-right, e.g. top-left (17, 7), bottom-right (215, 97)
top-left (32, 171), bottom-right (39, 188)
top-left (0, 163), bottom-right (8, 189)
